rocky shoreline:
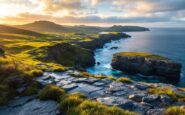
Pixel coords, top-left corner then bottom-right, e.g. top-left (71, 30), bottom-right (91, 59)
top-left (1, 70), bottom-right (184, 115)
top-left (74, 32), bottom-right (131, 50)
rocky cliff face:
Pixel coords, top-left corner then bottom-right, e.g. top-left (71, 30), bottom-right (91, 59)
top-left (46, 43), bottom-right (95, 68)
top-left (74, 33), bottom-right (131, 50)
top-left (111, 52), bottom-right (182, 78)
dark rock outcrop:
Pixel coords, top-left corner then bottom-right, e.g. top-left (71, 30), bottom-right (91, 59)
top-left (110, 47), bottom-right (119, 50)
top-left (74, 33), bottom-right (131, 50)
top-left (111, 52), bottom-right (182, 78)
top-left (46, 43), bottom-right (95, 68)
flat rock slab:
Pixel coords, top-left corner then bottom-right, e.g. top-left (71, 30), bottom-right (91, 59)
top-left (142, 95), bottom-right (159, 103)
top-left (84, 78), bottom-right (100, 84)
top-left (68, 83), bottom-right (103, 97)
top-left (8, 96), bottom-right (35, 107)
top-left (62, 83), bottom-right (78, 91)
top-left (96, 96), bottom-right (135, 110)
top-left (0, 99), bottom-right (58, 115)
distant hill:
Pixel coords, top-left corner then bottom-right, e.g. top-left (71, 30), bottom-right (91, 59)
top-left (106, 25), bottom-right (149, 32)
top-left (16, 20), bottom-right (149, 33)
top-left (0, 25), bottom-right (44, 36)
top-left (16, 21), bottom-right (70, 33)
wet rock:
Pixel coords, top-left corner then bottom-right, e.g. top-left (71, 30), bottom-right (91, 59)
top-left (129, 94), bottom-right (146, 102)
top-left (160, 94), bottom-right (173, 105)
top-left (93, 81), bottom-right (109, 87)
top-left (96, 96), bottom-right (135, 110)
top-left (109, 47), bottom-right (118, 50)
top-left (56, 80), bottom-right (72, 87)
top-left (97, 62), bottom-right (101, 65)
top-left (113, 91), bottom-right (127, 96)
top-left (62, 83), bottom-right (78, 91)
top-left (134, 83), bottom-right (150, 90)
top-left (142, 95), bottom-right (159, 103)
top-left (133, 103), bottom-right (152, 115)
top-left (146, 109), bottom-right (164, 115)
top-left (72, 78), bottom-right (88, 83)
top-left (8, 96), bottom-right (35, 107)
top-left (69, 83), bottom-right (102, 97)
top-left (18, 99), bottom-right (58, 115)
top-left (88, 89), bottom-right (107, 98)
top-left (84, 77), bottom-right (100, 84)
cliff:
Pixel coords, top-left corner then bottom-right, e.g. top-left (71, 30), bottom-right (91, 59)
top-left (74, 32), bottom-right (131, 50)
top-left (111, 52), bottom-right (182, 78)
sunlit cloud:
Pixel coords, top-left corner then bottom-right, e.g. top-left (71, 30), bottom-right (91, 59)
top-left (0, 0), bottom-right (185, 27)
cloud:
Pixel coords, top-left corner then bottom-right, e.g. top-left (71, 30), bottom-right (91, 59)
top-left (0, 12), bottom-right (175, 25)
top-left (28, 0), bottom-right (85, 13)
top-left (0, 0), bottom-right (185, 27)
top-left (112, 0), bottom-right (185, 13)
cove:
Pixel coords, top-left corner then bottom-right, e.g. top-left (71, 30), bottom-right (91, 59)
top-left (87, 28), bottom-right (185, 87)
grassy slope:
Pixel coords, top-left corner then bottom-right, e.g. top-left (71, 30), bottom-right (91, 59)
top-left (0, 26), bottom-right (114, 105)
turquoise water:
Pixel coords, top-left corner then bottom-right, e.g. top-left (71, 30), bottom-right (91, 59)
top-left (87, 28), bottom-right (185, 87)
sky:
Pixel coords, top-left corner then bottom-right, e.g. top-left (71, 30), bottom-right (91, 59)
top-left (0, 0), bottom-right (185, 27)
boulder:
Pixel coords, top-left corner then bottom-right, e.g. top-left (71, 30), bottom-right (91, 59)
top-left (109, 47), bottom-right (119, 50)
top-left (160, 94), bottom-right (173, 105)
top-left (111, 52), bottom-right (182, 78)
top-left (129, 94), bottom-right (146, 102)
top-left (142, 95), bottom-right (159, 103)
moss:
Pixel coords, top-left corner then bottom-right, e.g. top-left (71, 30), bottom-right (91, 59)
top-left (52, 66), bottom-right (66, 72)
top-left (23, 82), bottom-right (39, 96)
top-left (117, 77), bottom-right (133, 84)
top-left (68, 100), bottom-right (136, 115)
top-left (0, 84), bottom-right (15, 106)
top-left (164, 106), bottom-right (185, 115)
top-left (38, 85), bottom-right (65, 101)
top-left (116, 52), bottom-right (168, 60)
top-left (148, 87), bottom-right (185, 102)
top-left (25, 69), bottom-right (43, 78)
top-left (94, 74), bottom-right (107, 79)
top-left (179, 88), bottom-right (185, 92)
top-left (79, 72), bottom-right (93, 78)
top-left (59, 92), bottom-right (86, 113)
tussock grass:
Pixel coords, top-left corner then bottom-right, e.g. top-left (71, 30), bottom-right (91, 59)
top-left (38, 85), bottom-right (65, 101)
top-left (148, 87), bottom-right (185, 102)
top-left (116, 52), bottom-right (168, 60)
top-left (164, 106), bottom-right (185, 115)
top-left (117, 77), bottom-right (133, 84)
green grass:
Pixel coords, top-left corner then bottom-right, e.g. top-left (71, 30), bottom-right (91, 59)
top-left (69, 100), bottom-right (136, 115)
top-left (117, 77), bottom-right (133, 84)
top-left (59, 92), bottom-right (87, 113)
top-left (164, 106), bottom-right (185, 115)
top-left (116, 52), bottom-right (168, 60)
top-left (38, 85), bottom-right (65, 101)
top-left (148, 87), bottom-right (185, 102)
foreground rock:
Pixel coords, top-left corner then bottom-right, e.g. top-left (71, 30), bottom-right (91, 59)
top-left (35, 70), bottom-right (185, 115)
top-left (111, 52), bottom-right (182, 78)
top-left (0, 96), bottom-right (58, 115)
